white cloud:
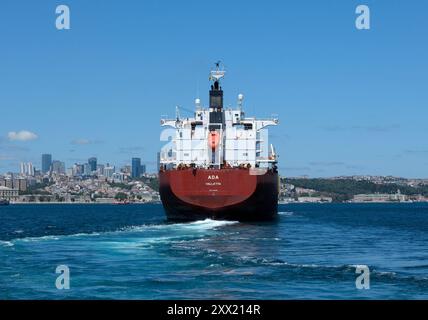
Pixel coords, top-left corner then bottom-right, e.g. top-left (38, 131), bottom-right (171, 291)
top-left (7, 130), bottom-right (38, 141)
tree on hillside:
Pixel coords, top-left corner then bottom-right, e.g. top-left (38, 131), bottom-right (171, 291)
top-left (115, 192), bottom-right (128, 201)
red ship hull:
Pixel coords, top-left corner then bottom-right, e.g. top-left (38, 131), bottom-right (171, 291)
top-left (159, 168), bottom-right (278, 221)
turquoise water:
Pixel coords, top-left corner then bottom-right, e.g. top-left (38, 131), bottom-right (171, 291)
top-left (0, 203), bottom-right (427, 299)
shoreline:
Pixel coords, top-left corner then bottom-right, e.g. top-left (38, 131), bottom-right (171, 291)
top-left (7, 202), bottom-right (161, 205)
top-left (5, 201), bottom-right (427, 205)
top-left (280, 201), bottom-right (428, 204)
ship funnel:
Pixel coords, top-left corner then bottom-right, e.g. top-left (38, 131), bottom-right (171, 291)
top-left (209, 62), bottom-right (225, 111)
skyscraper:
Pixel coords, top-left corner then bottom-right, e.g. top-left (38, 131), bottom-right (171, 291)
top-left (88, 157), bottom-right (97, 172)
top-left (140, 164), bottom-right (146, 175)
top-left (72, 163), bottom-right (84, 176)
top-left (21, 162), bottom-right (34, 176)
top-left (52, 161), bottom-right (66, 175)
top-left (103, 165), bottom-right (115, 179)
top-left (97, 164), bottom-right (105, 175)
top-left (27, 162), bottom-right (34, 176)
top-left (131, 157), bottom-right (141, 179)
top-left (83, 163), bottom-right (91, 176)
top-left (20, 162), bottom-right (26, 175)
top-left (41, 154), bottom-right (52, 173)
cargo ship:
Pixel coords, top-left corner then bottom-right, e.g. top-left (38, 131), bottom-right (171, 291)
top-left (159, 63), bottom-right (279, 221)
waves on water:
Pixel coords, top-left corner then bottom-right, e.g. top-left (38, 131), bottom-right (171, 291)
top-left (123, 219), bottom-right (238, 233)
top-left (278, 211), bottom-right (294, 216)
top-left (0, 241), bottom-right (14, 247)
top-left (232, 256), bottom-right (428, 285)
top-left (1, 219), bottom-right (239, 245)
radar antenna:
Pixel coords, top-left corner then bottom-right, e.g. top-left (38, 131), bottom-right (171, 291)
top-left (209, 61), bottom-right (226, 83)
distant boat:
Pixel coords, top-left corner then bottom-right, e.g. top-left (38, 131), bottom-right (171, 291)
top-left (0, 199), bottom-right (10, 206)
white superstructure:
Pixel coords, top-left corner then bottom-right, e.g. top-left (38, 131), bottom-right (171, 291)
top-left (160, 64), bottom-right (278, 170)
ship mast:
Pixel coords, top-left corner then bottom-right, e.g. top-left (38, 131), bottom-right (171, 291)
top-left (208, 61), bottom-right (225, 128)
top-left (208, 62), bottom-right (226, 167)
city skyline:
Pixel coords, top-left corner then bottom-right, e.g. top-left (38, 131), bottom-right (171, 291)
top-left (0, 1), bottom-right (427, 178)
top-left (9, 154), bottom-right (149, 177)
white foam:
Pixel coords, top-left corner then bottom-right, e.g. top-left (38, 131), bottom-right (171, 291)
top-left (68, 232), bottom-right (101, 237)
top-left (125, 219), bottom-right (238, 233)
top-left (13, 232), bottom-right (101, 243)
top-left (182, 219), bottom-right (239, 230)
top-left (19, 235), bottom-right (61, 242)
top-left (278, 211), bottom-right (294, 216)
top-left (4, 219), bottom-right (238, 246)
top-left (0, 241), bottom-right (14, 247)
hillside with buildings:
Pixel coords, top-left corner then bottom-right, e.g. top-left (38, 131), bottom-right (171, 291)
top-left (0, 154), bottom-right (160, 204)
top-left (2, 154), bottom-right (428, 204)
top-left (280, 176), bottom-right (428, 203)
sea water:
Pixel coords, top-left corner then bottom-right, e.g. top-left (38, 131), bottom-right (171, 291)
top-left (0, 203), bottom-right (427, 299)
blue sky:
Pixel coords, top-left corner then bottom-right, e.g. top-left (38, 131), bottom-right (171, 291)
top-left (0, 0), bottom-right (427, 177)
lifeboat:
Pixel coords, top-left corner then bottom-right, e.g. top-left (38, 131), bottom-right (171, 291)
top-left (209, 131), bottom-right (220, 150)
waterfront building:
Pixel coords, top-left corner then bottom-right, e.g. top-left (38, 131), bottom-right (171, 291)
top-left (95, 197), bottom-right (115, 204)
top-left (5, 178), bottom-right (13, 189)
top-left (352, 191), bottom-right (407, 202)
top-left (0, 186), bottom-right (19, 201)
top-left (41, 154), bottom-right (52, 173)
top-left (12, 178), bottom-right (27, 192)
top-left (297, 196), bottom-right (332, 203)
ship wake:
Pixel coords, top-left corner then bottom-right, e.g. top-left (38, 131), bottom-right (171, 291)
top-left (0, 219), bottom-right (239, 246)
